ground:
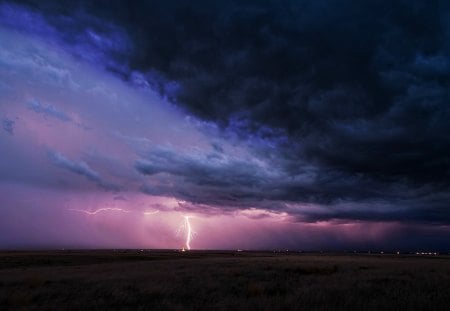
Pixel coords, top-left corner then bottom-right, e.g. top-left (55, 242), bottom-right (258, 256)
top-left (0, 250), bottom-right (449, 310)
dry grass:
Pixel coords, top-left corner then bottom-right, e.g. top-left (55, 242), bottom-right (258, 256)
top-left (0, 251), bottom-right (449, 310)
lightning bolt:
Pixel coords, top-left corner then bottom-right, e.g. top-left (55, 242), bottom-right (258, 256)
top-left (185, 216), bottom-right (193, 250)
top-left (68, 207), bottom-right (130, 215)
top-left (177, 215), bottom-right (194, 251)
top-left (143, 210), bottom-right (160, 215)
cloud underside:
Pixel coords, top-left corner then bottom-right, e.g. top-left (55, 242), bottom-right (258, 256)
top-left (49, 151), bottom-right (118, 191)
top-left (134, 146), bottom-right (450, 225)
top-left (3, 0), bottom-right (450, 225)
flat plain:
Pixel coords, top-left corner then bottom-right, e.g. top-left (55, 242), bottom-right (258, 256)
top-left (0, 250), bottom-right (449, 310)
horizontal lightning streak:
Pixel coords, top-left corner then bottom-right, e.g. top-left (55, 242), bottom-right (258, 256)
top-left (143, 210), bottom-right (160, 215)
top-left (68, 207), bottom-right (130, 215)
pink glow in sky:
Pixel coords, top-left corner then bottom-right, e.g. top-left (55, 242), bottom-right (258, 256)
top-left (1, 4), bottom-right (449, 251)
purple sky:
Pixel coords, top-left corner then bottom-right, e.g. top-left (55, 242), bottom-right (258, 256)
top-left (1, 2), bottom-right (449, 250)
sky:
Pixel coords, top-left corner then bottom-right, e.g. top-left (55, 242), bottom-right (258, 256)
top-left (0, 0), bottom-right (449, 251)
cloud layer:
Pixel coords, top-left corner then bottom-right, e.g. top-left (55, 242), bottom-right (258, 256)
top-left (1, 1), bottom-right (449, 249)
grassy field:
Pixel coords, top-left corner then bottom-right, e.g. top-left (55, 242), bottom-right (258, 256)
top-left (0, 250), bottom-right (449, 310)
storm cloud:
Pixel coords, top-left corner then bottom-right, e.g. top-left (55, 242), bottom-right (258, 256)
top-left (48, 151), bottom-right (119, 191)
top-left (27, 99), bottom-right (71, 122)
top-left (1, 0), bottom-right (450, 249)
top-left (2, 118), bottom-right (14, 135)
top-left (10, 3), bottom-right (450, 191)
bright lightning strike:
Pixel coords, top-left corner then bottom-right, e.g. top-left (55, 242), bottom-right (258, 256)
top-left (143, 210), bottom-right (160, 215)
top-left (68, 207), bottom-right (130, 215)
top-left (184, 216), bottom-right (193, 250)
top-left (178, 215), bottom-right (195, 251)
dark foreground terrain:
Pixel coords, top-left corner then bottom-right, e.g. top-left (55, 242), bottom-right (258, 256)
top-left (0, 250), bottom-right (449, 310)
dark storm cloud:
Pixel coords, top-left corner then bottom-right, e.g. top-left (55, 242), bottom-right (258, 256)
top-left (135, 147), bottom-right (266, 188)
top-left (49, 151), bottom-right (118, 191)
top-left (134, 146), bottom-right (450, 224)
top-left (135, 146), bottom-right (271, 206)
top-left (0, 1), bottom-right (130, 73)
top-left (27, 99), bottom-right (71, 122)
top-left (8, 0), bottom-right (450, 224)
top-left (49, 151), bottom-right (101, 182)
top-left (211, 142), bottom-right (224, 153)
top-left (2, 118), bottom-right (14, 135)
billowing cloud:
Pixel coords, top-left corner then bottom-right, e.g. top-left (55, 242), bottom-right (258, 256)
top-left (27, 99), bottom-right (71, 121)
top-left (1, 1), bottom-right (449, 250)
top-left (49, 151), bottom-right (101, 182)
top-left (2, 118), bottom-right (14, 135)
top-left (48, 151), bottom-right (118, 191)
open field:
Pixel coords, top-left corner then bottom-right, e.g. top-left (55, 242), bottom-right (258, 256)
top-left (0, 250), bottom-right (449, 310)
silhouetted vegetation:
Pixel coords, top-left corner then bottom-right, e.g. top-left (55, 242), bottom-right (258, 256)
top-left (0, 251), bottom-right (449, 310)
